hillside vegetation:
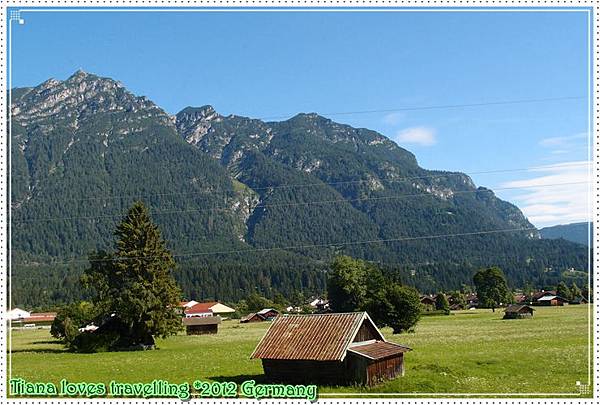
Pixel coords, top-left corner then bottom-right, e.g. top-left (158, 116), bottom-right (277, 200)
top-left (10, 71), bottom-right (589, 307)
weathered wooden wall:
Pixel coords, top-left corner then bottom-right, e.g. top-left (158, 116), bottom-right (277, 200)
top-left (365, 354), bottom-right (404, 386)
top-left (262, 359), bottom-right (349, 385)
top-left (352, 322), bottom-right (380, 342)
top-left (261, 353), bottom-right (404, 386)
top-left (186, 324), bottom-right (218, 335)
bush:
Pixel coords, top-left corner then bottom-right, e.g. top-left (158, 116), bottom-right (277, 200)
top-left (384, 285), bottom-right (422, 334)
top-left (435, 293), bottom-right (450, 315)
top-left (50, 301), bottom-right (97, 344)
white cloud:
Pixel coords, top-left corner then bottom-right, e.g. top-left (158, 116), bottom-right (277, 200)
top-left (393, 126), bottom-right (437, 146)
top-left (501, 161), bottom-right (591, 228)
top-left (382, 112), bottom-right (405, 126)
top-left (539, 132), bottom-right (588, 148)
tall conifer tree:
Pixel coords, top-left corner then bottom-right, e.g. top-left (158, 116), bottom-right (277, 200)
top-left (85, 201), bottom-right (182, 348)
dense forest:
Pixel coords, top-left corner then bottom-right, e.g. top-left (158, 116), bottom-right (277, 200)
top-left (9, 71), bottom-right (590, 308)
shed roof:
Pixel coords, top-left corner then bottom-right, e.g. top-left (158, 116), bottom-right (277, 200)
top-left (250, 312), bottom-right (384, 362)
top-left (182, 316), bottom-right (221, 326)
top-left (347, 340), bottom-right (411, 360)
top-left (504, 304), bottom-right (535, 313)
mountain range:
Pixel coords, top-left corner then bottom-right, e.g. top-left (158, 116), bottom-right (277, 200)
top-left (9, 71), bottom-right (589, 308)
top-left (540, 222), bottom-right (592, 247)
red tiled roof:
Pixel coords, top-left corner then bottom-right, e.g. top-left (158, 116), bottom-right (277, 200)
top-left (251, 312), bottom-right (385, 361)
top-left (348, 341), bottom-right (411, 360)
top-left (184, 302), bottom-right (217, 314)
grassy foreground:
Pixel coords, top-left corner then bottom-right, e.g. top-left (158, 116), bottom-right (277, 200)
top-left (9, 305), bottom-right (591, 398)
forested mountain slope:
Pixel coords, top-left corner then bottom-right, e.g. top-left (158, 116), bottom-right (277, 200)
top-left (540, 222), bottom-right (591, 247)
top-left (9, 71), bottom-right (589, 307)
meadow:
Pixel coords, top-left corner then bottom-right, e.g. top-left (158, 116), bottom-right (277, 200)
top-left (9, 305), bottom-right (591, 398)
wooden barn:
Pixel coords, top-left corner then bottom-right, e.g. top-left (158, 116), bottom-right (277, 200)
top-left (420, 295), bottom-right (436, 308)
top-left (256, 308), bottom-right (279, 320)
top-left (182, 315), bottom-right (221, 335)
top-left (503, 304), bottom-right (535, 319)
top-left (537, 295), bottom-right (569, 306)
top-left (240, 309), bottom-right (279, 323)
top-left (240, 313), bottom-right (263, 323)
top-left (250, 312), bottom-right (411, 386)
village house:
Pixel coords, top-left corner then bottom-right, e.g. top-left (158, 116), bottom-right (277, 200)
top-left (7, 308), bottom-right (31, 320)
top-left (308, 298), bottom-right (329, 309)
top-left (571, 295), bottom-right (589, 305)
top-left (528, 290), bottom-right (556, 304)
top-left (537, 295), bottom-right (569, 306)
top-left (182, 301), bottom-right (236, 318)
top-left (9, 310), bottom-right (56, 327)
top-left (182, 316), bottom-right (221, 335)
top-left (503, 304), bottom-right (535, 319)
top-left (251, 312), bottom-right (411, 386)
top-left (465, 293), bottom-right (479, 308)
top-left (419, 295), bottom-right (436, 311)
top-left (257, 308), bottom-right (279, 320)
top-left (240, 313), bottom-right (262, 323)
top-left (240, 308), bottom-right (279, 323)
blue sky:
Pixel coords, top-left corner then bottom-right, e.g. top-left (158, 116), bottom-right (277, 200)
top-left (9, 9), bottom-right (592, 227)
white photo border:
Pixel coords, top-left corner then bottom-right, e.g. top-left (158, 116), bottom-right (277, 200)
top-left (0, 1), bottom-right (598, 402)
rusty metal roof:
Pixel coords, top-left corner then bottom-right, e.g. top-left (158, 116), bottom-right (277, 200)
top-left (347, 341), bottom-right (411, 360)
top-left (251, 312), bottom-right (383, 361)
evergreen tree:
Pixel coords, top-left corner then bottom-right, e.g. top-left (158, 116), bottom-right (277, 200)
top-left (557, 281), bottom-right (572, 301)
top-left (570, 282), bottom-right (582, 301)
top-left (435, 293), bottom-right (450, 314)
top-left (82, 201), bottom-right (182, 349)
top-left (245, 293), bottom-right (273, 312)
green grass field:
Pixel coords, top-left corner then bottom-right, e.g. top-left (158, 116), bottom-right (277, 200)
top-left (9, 305), bottom-right (592, 398)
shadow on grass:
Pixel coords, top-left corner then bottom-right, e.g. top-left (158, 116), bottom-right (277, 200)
top-left (209, 374), bottom-right (268, 384)
top-left (32, 340), bottom-right (63, 345)
top-left (10, 347), bottom-right (67, 354)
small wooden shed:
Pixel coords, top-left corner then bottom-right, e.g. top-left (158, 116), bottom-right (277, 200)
top-left (182, 315), bottom-right (221, 335)
top-left (503, 304), bottom-right (535, 319)
top-left (250, 312), bottom-right (411, 386)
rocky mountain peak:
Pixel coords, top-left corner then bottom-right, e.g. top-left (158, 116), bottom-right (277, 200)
top-left (176, 105), bottom-right (222, 145)
top-left (10, 70), bottom-right (167, 128)
top-left (67, 69), bottom-right (90, 82)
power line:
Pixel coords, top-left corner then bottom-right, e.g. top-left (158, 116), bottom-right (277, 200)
top-left (258, 96), bottom-right (586, 121)
top-left (12, 161), bottom-right (591, 206)
top-left (11, 181), bottom-right (589, 224)
top-left (12, 226), bottom-right (539, 267)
